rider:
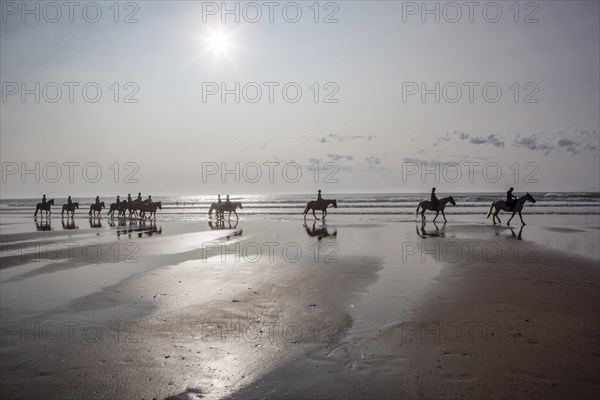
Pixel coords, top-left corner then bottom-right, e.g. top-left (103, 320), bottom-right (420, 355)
top-left (127, 193), bottom-right (132, 203)
top-left (137, 192), bottom-right (142, 202)
top-left (116, 195), bottom-right (121, 204)
top-left (226, 195), bottom-right (230, 204)
top-left (431, 188), bottom-right (439, 209)
top-left (506, 187), bottom-right (517, 211)
top-left (42, 194), bottom-right (47, 205)
top-left (217, 194), bottom-right (222, 204)
top-left (317, 190), bottom-right (323, 203)
top-left (146, 195), bottom-right (152, 204)
top-left (67, 196), bottom-right (73, 208)
top-left (95, 196), bottom-right (100, 205)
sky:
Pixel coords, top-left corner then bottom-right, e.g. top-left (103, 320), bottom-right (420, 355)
top-left (1, 0), bottom-right (599, 198)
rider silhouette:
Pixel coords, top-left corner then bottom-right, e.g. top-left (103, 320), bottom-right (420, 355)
top-left (226, 195), bottom-right (230, 204)
top-left (317, 190), bottom-right (323, 203)
top-left (431, 188), bottom-right (439, 209)
top-left (42, 194), bottom-right (47, 205)
top-left (506, 187), bottom-right (517, 211)
top-left (217, 194), bottom-right (222, 204)
top-left (146, 195), bottom-right (152, 204)
top-left (116, 195), bottom-right (120, 204)
top-left (127, 193), bottom-right (132, 203)
top-left (67, 196), bottom-right (73, 208)
top-left (95, 196), bottom-right (100, 205)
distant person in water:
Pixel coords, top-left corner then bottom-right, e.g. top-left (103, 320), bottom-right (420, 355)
top-left (506, 187), bottom-right (517, 211)
top-left (431, 188), bottom-right (439, 209)
top-left (317, 190), bottom-right (323, 202)
top-left (95, 196), bottom-right (100, 205)
top-left (217, 194), bottom-right (222, 204)
top-left (42, 194), bottom-right (47, 205)
top-left (128, 193), bottom-right (132, 203)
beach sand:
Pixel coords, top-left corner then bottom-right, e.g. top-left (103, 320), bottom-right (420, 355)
top-left (1, 214), bottom-right (599, 399)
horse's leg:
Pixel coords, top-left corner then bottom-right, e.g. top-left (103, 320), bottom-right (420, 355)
top-left (519, 211), bottom-right (525, 225)
top-left (234, 210), bottom-right (238, 220)
top-left (507, 212), bottom-right (516, 226)
top-left (442, 210), bottom-right (447, 222)
top-left (493, 210), bottom-right (500, 225)
top-left (313, 209), bottom-right (318, 220)
top-left (433, 211), bottom-right (439, 222)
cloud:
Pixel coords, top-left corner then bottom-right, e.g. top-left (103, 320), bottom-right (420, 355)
top-left (318, 134), bottom-right (376, 143)
top-left (512, 134), bottom-right (554, 155)
top-left (328, 153), bottom-right (354, 161)
top-left (366, 155), bottom-right (382, 169)
top-left (441, 131), bottom-right (505, 148)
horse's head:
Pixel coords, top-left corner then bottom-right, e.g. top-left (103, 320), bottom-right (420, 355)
top-left (74, 203), bottom-right (79, 208)
top-left (238, 202), bottom-right (243, 209)
top-left (49, 199), bottom-right (55, 205)
top-left (332, 199), bottom-right (337, 208)
top-left (449, 196), bottom-right (456, 206)
top-left (526, 193), bottom-right (536, 203)
top-left (101, 202), bottom-right (105, 208)
top-left (157, 202), bottom-right (162, 209)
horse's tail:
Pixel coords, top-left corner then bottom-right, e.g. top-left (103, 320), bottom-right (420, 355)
top-left (415, 203), bottom-right (421, 215)
top-left (34, 207), bottom-right (38, 217)
top-left (89, 206), bottom-right (93, 216)
top-left (486, 202), bottom-right (494, 219)
top-left (303, 203), bottom-right (310, 216)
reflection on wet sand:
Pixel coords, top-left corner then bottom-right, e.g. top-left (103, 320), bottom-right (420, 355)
top-left (61, 217), bottom-right (78, 230)
top-left (303, 221), bottom-right (337, 240)
top-left (89, 217), bottom-right (102, 228)
top-left (416, 221), bottom-right (446, 238)
top-left (208, 219), bottom-right (239, 230)
top-left (115, 218), bottom-right (162, 238)
top-left (510, 224), bottom-right (526, 240)
top-left (35, 217), bottom-right (52, 231)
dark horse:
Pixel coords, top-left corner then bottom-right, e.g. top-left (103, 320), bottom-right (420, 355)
top-left (61, 202), bottom-right (79, 217)
top-left (415, 196), bottom-right (456, 222)
top-left (89, 202), bottom-right (105, 217)
top-left (108, 201), bottom-right (128, 218)
top-left (303, 199), bottom-right (337, 220)
top-left (486, 193), bottom-right (536, 226)
top-left (34, 199), bottom-right (55, 218)
top-left (208, 202), bottom-right (219, 218)
top-left (139, 202), bottom-right (162, 219)
top-left (216, 202), bottom-right (243, 220)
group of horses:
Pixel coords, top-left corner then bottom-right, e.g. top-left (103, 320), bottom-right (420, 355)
top-left (33, 199), bottom-right (162, 220)
top-left (33, 193), bottom-right (537, 226)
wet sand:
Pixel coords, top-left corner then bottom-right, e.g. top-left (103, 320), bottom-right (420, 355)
top-left (1, 214), bottom-right (599, 399)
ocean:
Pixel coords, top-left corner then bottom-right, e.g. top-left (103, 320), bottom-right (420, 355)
top-left (2, 192), bottom-right (599, 221)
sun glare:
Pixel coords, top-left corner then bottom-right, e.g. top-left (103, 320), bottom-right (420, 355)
top-left (204, 30), bottom-right (233, 57)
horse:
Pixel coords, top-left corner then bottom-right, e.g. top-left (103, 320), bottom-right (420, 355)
top-left (303, 199), bottom-right (337, 220)
top-left (108, 201), bottom-right (128, 218)
top-left (61, 202), bottom-right (79, 217)
top-left (126, 200), bottom-right (143, 218)
top-left (89, 202), bottom-right (105, 217)
top-left (208, 202), bottom-right (220, 218)
top-left (486, 193), bottom-right (536, 226)
top-left (139, 202), bottom-right (162, 219)
top-left (34, 199), bottom-right (54, 218)
top-left (415, 196), bottom-right (456, 222)
top-left (216, 201), bottom-right (243, 220)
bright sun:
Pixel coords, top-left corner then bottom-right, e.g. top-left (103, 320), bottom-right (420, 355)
top-left (204, 30), bottom-right (233, 57)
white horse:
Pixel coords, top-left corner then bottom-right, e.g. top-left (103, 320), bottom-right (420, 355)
top-left (216, 201), bottom-right (243, 220)
top-left (416, 196), bottom-right (456, 222)
top-left (486, 193), bottom-right (536, 226)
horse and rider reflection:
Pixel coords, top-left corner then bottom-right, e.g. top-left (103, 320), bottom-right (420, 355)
top-left (61, 217), bottom-right (78, 230)
top-left (115, 219), bottom-right (162, 238)
top-left (35, 217), bottom-right (52, 231)
top-left (303, 221), bottom-right (337, 240)
top-left (416, 221), bottom-right (446, 238)
top-left (208, 219), bottom-right (239, 230)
